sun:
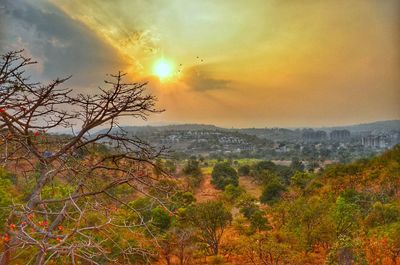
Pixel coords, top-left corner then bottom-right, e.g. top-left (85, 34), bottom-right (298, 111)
top-left (153, 59), bottom-right (174, 79)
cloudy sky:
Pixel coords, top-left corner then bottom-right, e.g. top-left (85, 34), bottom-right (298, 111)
top-left (1, 0), bottom-right (399, 127)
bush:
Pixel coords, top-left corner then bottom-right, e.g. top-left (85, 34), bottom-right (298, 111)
top-left (254, 161), bottom-right (276, 171)
top-left (151, 206), bottom-right (173, 231)
top-left (211, 162), bottom-right (238, 190)
top-left (238, 164), bottom-right (250, 176)
top-left (223, 184), bottom-right (243, 202)
top-left (249, 209), bottom-right (270, 232)
top-left (291, 171), bottom-right (315, 189)
top-left (183, 158), bottom-right (202, 177)
top-left (260, 181), bottom-right (286, 204)
top-left (171, 191), bottom-right (196, 208)
top-left (184, 158), bottom-right (203, 188)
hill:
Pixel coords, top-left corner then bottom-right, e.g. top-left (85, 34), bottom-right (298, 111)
top-left (217, 145), bottom-right (400, 264)
top-left (320, 119), bottom-right (400, 134)
top-left (96, 120), bottom-right (400, 135)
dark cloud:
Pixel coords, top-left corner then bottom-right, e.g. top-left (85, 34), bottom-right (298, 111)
top-left (183, 65), bottom-right (231, 92)
top-left (0, 2), bottom-right (7, 47)
top-left (0, 0), bottom-right (123, 86)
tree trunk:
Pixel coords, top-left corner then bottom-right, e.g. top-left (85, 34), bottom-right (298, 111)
top-left (212, 242), bottom-right (219, 256)
top-left (35, 251), bottom-right (46, 265)
top-left (179, 249), bottom-right (184, 265)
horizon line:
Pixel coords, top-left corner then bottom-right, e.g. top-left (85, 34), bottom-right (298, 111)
top-left (119, 119), bottom-right (400, 130)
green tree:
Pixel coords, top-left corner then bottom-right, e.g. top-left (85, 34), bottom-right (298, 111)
top-left (171, 191), bottom-right (196, 209)
top-left (248, 209), bottom-right (270, 232)
top-left (183, 158), bottom-right (203, 188)
top-left (186, 201), bottom-right (232, 255)
top-left (151, 206), bottom-right (173, 232)
top-left (364, 202), bottom-right (400, 227)
top-left (287, 197), bottom-right (335, 253)
top-left (291, 171), bottom-right (315, 190)
top-left (183, 158), bottom-right (202, 177)
top-left (127, 197), bottom-right (154, 224)
top-left (211, 162), bottom-right (238, 190)
top-left (250, 168), bottom-right (280, 185)
top-left (238, 194), bottom-right (259, 219)
top-left (223, 184), bottom-right (243, 203)
top-left (254, 160), bottom-right (276, 172)
top-left (334, 196), bottom-right (360, 237)
top-left (260, 181), bottom-right (286, 205)
top-left (238, 164), bottom-right (250, 176)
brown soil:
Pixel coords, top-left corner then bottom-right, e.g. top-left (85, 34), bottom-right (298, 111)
top-left (194, 175), bottom-right (263, 203)
top-left (239, 176), bottom-right (262, 198)
top-left (194, 174), bottom-right (221, 202)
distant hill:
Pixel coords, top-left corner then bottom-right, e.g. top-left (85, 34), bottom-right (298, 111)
top-left (95, 124), bottom-right (222, 135)
top-left (94, 120), bottom-right (400, 137)
top-left (319, 120), bottom-right (400, 134)
top-left (148, 124), bottom-right (221, 131)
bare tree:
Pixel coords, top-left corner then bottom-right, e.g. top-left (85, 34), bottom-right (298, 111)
top-left (186, 201), bottom-right (232, 256)
top-left (173, 227), bottom-right (196, 265)
top-left (157, 227), bottom-right (196, 265)
top-left (0, 50), bottom-right (167, 264)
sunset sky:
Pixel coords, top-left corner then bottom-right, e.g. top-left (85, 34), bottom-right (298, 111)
top-left (1, 0), bottom-right (399, 128)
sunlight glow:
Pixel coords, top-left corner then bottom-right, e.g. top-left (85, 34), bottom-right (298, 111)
top-left (153, 59), bottom-right (174, 79)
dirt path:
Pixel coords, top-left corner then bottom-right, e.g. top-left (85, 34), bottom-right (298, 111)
top-left (194, 175), bottom-right (263, 203)
top-left (194, 174), bottom-right (221, 202)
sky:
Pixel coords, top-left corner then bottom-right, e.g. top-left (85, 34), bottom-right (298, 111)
top-left (0, 0), bottom-right (399, 128)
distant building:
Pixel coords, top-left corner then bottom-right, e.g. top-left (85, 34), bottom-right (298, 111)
top-left (330, 130), bottom-right (351, 142)
top-left (361, 135), bottom-right (387, 148)
top-left (302, 130), bottom-right (327, 142)
top-left (388, 132), bottom-right (400, 147)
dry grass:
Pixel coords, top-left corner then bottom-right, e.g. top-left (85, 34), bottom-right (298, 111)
top-left (194, 174), bottom-right (222, 202)
top-left (239, 176), bottom-right (262, 198)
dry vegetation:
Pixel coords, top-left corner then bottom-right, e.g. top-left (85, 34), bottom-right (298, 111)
top-left (1, 51), bottom-right (399, 265)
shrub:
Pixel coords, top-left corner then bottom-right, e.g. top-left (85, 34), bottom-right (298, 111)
top-left (211, 162), bottom-right (238, 190)
top-left (260, 181), bottom-right (286, 204)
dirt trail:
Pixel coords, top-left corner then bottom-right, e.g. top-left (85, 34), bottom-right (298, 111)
top-left (194, 174), bottom-right (221, 202)
top-left (194, 175), bottom-right (263, 203)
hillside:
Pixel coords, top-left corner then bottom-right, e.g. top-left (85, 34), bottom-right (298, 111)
top-left (320, 120), bottom-right (400, 134)
top-left (96, 120), bottom-right (400, 135)
top-left (236, 145), bottom-right (400, 264)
